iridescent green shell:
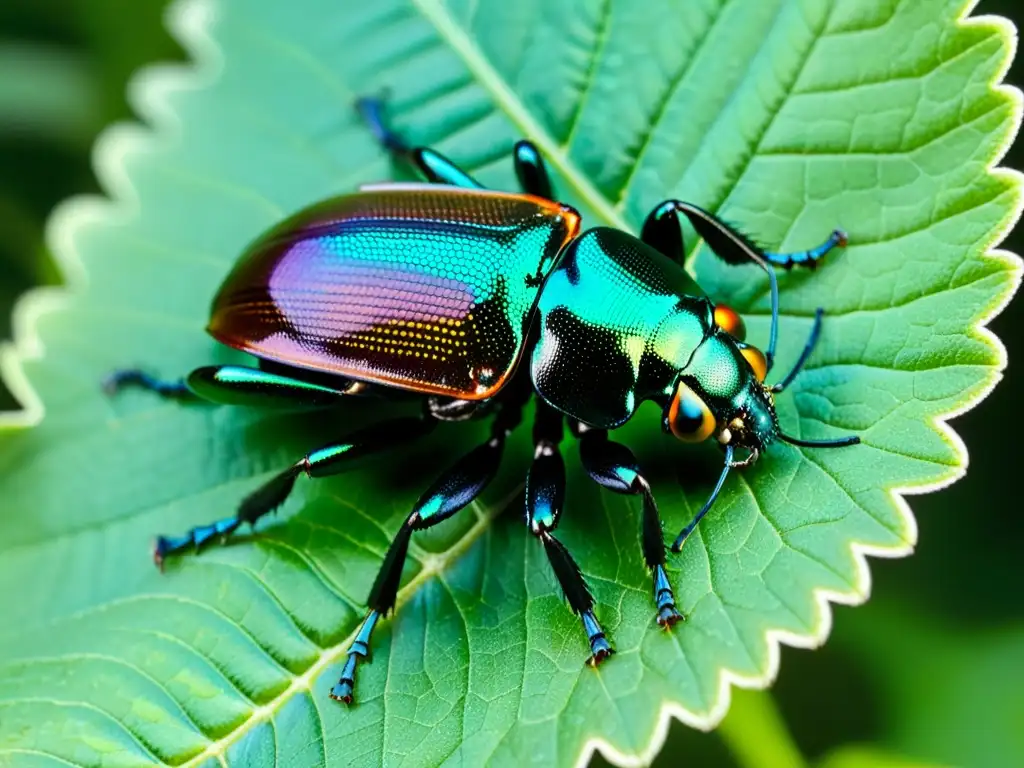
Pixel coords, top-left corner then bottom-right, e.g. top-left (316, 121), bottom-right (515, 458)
top-left (207, 185), bottom-right (580, 400)
top-left (531, 227), bottom-right (716, 428)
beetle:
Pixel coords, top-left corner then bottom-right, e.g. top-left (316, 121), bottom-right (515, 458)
top-left (106, 98), bottom-right (858, 704)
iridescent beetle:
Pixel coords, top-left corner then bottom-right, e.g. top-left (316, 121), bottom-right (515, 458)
top-left (107, 99), bottom-right (858, 704)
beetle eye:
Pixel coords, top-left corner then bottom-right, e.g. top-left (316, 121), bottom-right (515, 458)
top-left (737, 342), bottom-right (768, 383)
top-left (668, 381), bottom-right (717, 443)
top-left (713, 304), bottom-right (747, 341)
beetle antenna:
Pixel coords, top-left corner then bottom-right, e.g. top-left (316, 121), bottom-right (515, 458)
top-left (672, 203), bottom-right (781, 372)
top-left (779, 433), bottom-right (860, 448)
top-left (670, 445), bottom-right (734, 553)
top-left (771, 308), bottom-right (824, 393)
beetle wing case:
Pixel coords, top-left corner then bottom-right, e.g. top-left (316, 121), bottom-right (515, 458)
top-left (208, 186), bottom-right (579, 400)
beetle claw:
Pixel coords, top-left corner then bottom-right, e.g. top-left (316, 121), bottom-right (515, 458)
top-left (657, 605), bottom-right (684, 629)
top-left (587, 643), bottom-right (614, 667)
top-left (152, 537), bottom-right (171, 571)
top-left (330, 651), bottom-right (360, 705)
top-left (329, 681), bottom-right (354, 705)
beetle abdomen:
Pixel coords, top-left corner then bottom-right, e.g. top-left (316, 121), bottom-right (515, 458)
top-left (208, 186), bottom-right (579, 399)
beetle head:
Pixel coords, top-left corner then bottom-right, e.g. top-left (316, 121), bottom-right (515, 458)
top-left (663, 304), bottom-right (860, 553)
top-left (663, 326), bottom-right (779, 465)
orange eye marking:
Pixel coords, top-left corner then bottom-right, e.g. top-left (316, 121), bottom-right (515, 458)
top-left (713, 304), bottom-right (746, 341)
top-left (668, 381), bottom-right (716, 443)
top-left (739, 344), bottom-right (768, 383)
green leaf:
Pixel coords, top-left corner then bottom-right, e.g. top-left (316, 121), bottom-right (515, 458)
top-left (0, 0), bottom-right (1020, 765)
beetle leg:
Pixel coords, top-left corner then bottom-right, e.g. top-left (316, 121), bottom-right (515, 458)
top-left (355, 95), bottom-right (484, 189)
top-left (642, 200), bottom-right (846, 272)
top-left (525, 400), bottom-right (612, 665)
top-left (427, 396), bottom-right (489, 422)
top-left (331, 395), bottom-right (524, 704)
top-left (513, 140), bottom-right (554, 201)
top-left (102, 369), bottom-right (197, 401)
top-left (152, 415), bottom-right (437, 568)
top-left (642, 202), bottom-right (844, 374)
top-left (186, 365), bottom-right (364, 407)
top-left (576, 423), bottom-right (683, 628)
top-left (510, 140), bottom-right (565, 287)
top-left (639, 201), bottom-right (688, 266)
top-left (764, 229), bottom-right (847, 270)
top-left (104, 364), bottom-right (363, 408)
top-left (409, 147), bottom-right (485, 188)
top-left (353, 95), bottom-right (409, 153)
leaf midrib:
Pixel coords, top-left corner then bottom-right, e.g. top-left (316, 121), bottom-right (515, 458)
top-left (409, 0), bottom-right (633, 233)
top-left (9, 0), bottom-right (1018, 764)
top-left (10, 7), bottom-right (646, 761)
top-left (178, 498), bottom-right (501, 767)
top-left (168, 3), bottom-right (833, 759)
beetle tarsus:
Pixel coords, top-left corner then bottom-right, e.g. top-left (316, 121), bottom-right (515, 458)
top-left (329, 667), bottom-right (356, 704)
top-left (582, 610), bottom-right (614, 666)
top-left (653, 565), bottom-right (684, 628)
top-left (330, 610), bottom-right (379, 704)
top-left (354, 94), bottom-right (409, 154)
top-left (153, 538), bottom-right (168, 571)
top-left (330, 647), bottom-right (361, 704)
top-left (658, 605), bottom-right (684, 628)
top-left (103, 369), bottom-right (194, 400)
top-left (764, 227), bottom-right (848, 270)
top-left (152, 516), bottom-right (243, 570)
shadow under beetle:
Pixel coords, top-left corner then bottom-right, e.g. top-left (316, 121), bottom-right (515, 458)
top-left (106, 98), bottom-right (859, 704)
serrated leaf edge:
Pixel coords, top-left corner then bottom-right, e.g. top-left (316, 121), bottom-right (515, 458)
top-left (0, 0), bottom-right (1019, 766)
top-left (583, 3), bottom-right (1024, 765)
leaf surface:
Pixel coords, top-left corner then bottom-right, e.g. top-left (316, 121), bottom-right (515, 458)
top-left (0, 0), bottom-right (1020, 765)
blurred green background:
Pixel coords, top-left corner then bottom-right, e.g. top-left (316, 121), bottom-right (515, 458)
top-left (1, 1), bottom-right (1020, 766)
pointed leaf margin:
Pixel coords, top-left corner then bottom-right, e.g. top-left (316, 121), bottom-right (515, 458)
top-left (0, 0), bottom-right (1021, 766)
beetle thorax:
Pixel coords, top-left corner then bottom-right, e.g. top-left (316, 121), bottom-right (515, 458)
top-left (530, 228), bottom-right (714, 429)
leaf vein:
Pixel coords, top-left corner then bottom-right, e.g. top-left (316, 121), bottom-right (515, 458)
top-left (409, 0), bottom-right (631, 231)
top-left (0, 652), bottom-right (211, 741)
top-left (560, 0), bottom-right (613, 151)
top-left (0, 697), bottom-right (162, 763)
top-left (611, 0), bottom-right (731, 207)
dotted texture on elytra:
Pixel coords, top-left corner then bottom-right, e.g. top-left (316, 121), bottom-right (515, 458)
top-left (209, 186), bottom-right (577, 398)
